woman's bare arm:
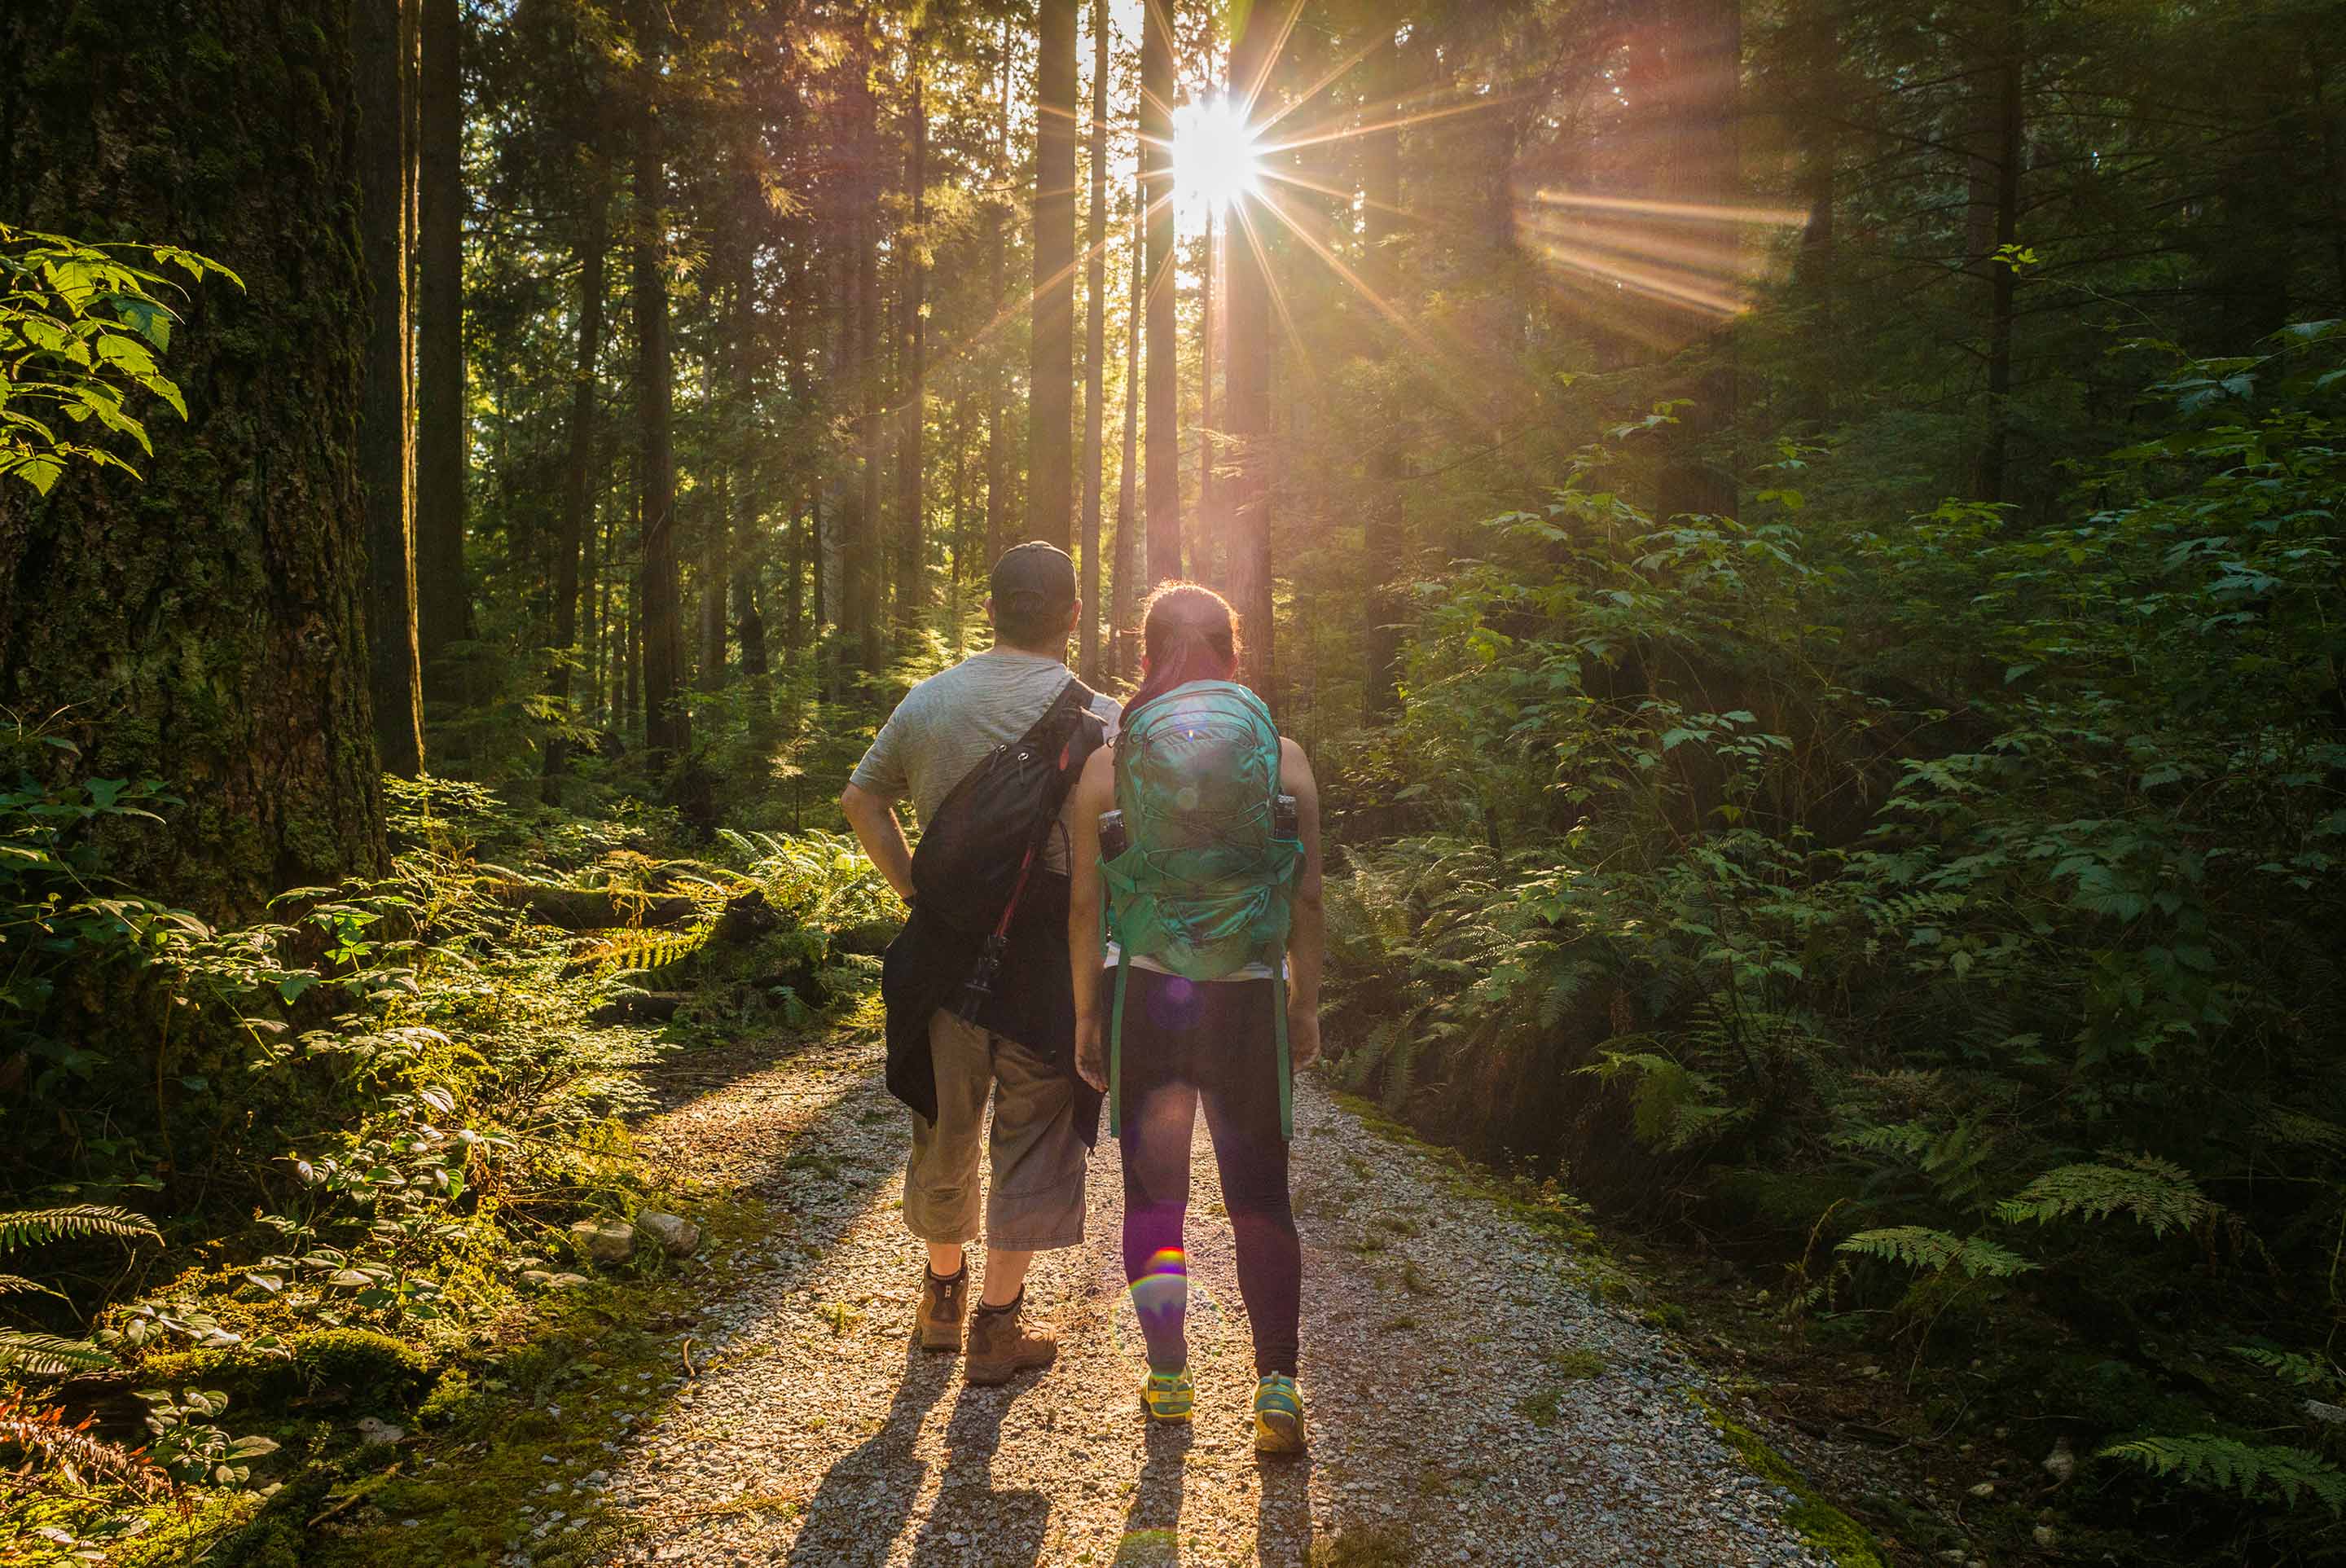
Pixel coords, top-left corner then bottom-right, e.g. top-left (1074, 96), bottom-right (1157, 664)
top-left (1279, 737), bottom-right (1325, 1068)
top-left (1066, 747), bottom-right (1115, 1089)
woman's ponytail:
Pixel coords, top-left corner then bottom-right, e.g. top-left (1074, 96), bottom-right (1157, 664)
top-left (1124, 582), bottom-right (1242, 718)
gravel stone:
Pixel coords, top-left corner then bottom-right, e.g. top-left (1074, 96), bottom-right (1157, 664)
top-left (573, 1030), bottom-right (1844, 1566)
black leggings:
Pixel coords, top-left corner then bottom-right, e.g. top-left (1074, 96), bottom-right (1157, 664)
top-left (1114, 966), bottom-right (1300, 1377)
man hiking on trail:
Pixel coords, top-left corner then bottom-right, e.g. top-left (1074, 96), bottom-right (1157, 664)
top-left (1065, 582), bottom-right (1325, 1456)
top-left (841, 542), bottom-right (1119, 1386)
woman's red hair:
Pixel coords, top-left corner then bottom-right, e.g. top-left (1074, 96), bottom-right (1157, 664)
top-left (1124, 582), bottom-right (1241, 719)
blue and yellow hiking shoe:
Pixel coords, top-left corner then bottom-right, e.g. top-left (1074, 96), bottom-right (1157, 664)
top-left (1140, 1366), bottom-right (1194, 1423)
top-left (1254, 1373), bottom-right (1305, 1456)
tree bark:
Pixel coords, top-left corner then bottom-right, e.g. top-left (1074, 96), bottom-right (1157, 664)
top-left (1224, 1), bottom-right (1276, 698)
top-left (897, 61), bottom-right (929, 632)
top-left (358, 0), bottom-right (425, 776)
top-left (0, 0), bottom-right (387, 920)
top-left (985, 19), bottom-right (1013, 573)
top-left (415, 0), bottom-right (468, 696)
top-left (634, 0), bottom-right (687, 759)
top-left (1361, 20), bottom-right (1407, 721)
top-left (854, 55), bottom-right (885, 673)
top-left (1114, 186), bottom-right (1142, 675)
top-left (1079, 0), bottom-right (1110, 677)
top-left (1974, 0), bottom-right (2023, 507)
top-left (1142, 0), bottom-right (1182, 586)
top-left (1028, 0), bottom-right (1079, 551)
top-left (986, 205), bottom-right (1009, 569)
top-left (544, 152), bottom-right (611, 803)
top-left (1653, 0), bottom-right (1742, 525)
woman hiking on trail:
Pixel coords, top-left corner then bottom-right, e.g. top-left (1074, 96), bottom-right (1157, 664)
top-left (1066, 582), bottom-right (1325, 1456)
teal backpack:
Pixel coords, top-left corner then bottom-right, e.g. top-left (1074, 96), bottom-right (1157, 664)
top-left (1099, 680), bottom-right (1303, 1138)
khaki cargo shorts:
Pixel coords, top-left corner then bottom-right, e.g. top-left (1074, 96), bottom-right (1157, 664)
top-left (903, 1009), bottom-right (1087, 1251)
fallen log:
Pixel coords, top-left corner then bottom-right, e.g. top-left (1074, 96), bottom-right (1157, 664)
top-left (590, 991), bottom-right (692, 1026)
top-left (488, 881), bottom-right (697, 931)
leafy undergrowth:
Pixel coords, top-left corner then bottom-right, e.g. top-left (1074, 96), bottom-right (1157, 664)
top-left (0, 771), bottom-right (897, 1564)
top-left (1321, 328), bottom-right (2346, 1564)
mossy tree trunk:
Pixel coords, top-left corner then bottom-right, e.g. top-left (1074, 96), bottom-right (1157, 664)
top-left (415, 0), bottom-right (469, 694)
top-left (0, 0), bottom-right (389, 920)
top-left (631, 0), bottom-right (686, 760)
top-left (357, 0), bottom-right (426, 775)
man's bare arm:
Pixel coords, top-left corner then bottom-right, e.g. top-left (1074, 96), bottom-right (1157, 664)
top-left (840, 782), bottom-right (916, 905)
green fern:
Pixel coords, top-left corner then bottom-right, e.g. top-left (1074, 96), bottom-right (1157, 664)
top-left (0, 1329), bottom-right (119, 1376)
top-left (2101, 1434), bottom-right (2346, 1516)
top-left (1993, 1153), bottom-right (2217, 1238)
top-left (1584, 1049), bottom-right (1747, 1152)
top-left (1837, 1225), bottom-right (2038, 1279)
top-left (0, 1207), bottom-right (154, 1377)
top-left (0, 1205), bottom-right (160, 1251)
top-left (2230, 1346), bottom-right (2343, 1393)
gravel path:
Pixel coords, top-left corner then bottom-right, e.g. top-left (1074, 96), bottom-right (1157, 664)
top-left (574, 1030), bottom-right (1837, 1568)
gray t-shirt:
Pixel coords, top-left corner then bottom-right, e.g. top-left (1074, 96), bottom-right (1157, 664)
top-left (850, 648), bottom-right (1121, 873)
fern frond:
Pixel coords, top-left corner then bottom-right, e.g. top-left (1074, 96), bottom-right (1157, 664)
top-left (2101, 1434), bottom-right (2346, 1516)
top-left (1583, 1050), bottom-right (1746, 1153)
top-left (0, 1330), bottom-right (120, 1376)
top-left (0, 1205), bottom-right (160, 1251)
top-left (0, 1272), bottom-right (64, 1298)
top-left (0, 1404), bottom-right (165, 1496)
top-left (1837, 1225), bottom-right (2038, 1279)
top-left (2231, 1346), bottom-right (2342, 1392)
top-left (1994, 1153), bottom-right (2217, 1238)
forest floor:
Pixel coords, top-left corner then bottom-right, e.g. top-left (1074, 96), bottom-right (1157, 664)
top-left (348, 1017), bottom-right (1894, 1568)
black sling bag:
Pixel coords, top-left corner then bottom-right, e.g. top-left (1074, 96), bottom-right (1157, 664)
top-left (904, 678), bottom-right (1105, 1016)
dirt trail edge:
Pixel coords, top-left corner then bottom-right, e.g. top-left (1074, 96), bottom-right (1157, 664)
top-left (556, 1030), bottom-right (1853, 1568)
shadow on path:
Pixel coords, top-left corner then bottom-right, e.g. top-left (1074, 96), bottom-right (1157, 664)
top-left (1114, 1419), bottom-right (1193, 1563)
top-left (906, 1380), bottom-right (1056, 1567)
top-left (1257, 1452), bottom-right (1314, 1568)
top-left (782, 1341), bottom-right (956, 1566)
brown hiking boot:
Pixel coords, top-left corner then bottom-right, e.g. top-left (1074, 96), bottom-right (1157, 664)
top-left (964, 1296), bottom-right (1057, 1386)
top-left (916, 1263), bottom-right (968, 1352)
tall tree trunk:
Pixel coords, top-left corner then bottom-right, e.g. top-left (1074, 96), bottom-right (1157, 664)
top-left (727, 173), bottom-right (765, 695)
top-left (1224, 2), bottom-right (1276, 699)
top-left (634, 2), bottom-right (687, 759)
top-left (782, 503), bottom-right (806, 654)
top-left (1028, 0), bottom-right (1079, 550)
top-left (358, 0), bottom-right (425, 776)
top-left (950, 393), bottom-right (972, 617)
top-left (0, 0), bottom-right (386, 919)
top-left (1142, 0), bottom-right (1181, 585)
top-left (698, 487), bottom-right (728, 692)
top-left (544, 152), bottom-right (610, 802)
top-left (1114, 185), bottom-right (1142, 674)
top-left (985, 19), bottom-right (1013, 572)
top-left (1079, 0), bottom-right (1110, 676)
top-left (1361, 20), bottom-right (1408, 721)
top-left (415, 0), bottom-right (468, 696)
top-left (986, 206), bottom-right (1009, 568)
top-left (1197, 205), bottom-right (1219, 587)
top-left (700, 219), bottom-right (750, 695)
top-left (897, 62), bottom-right (929, 632)
top-left (854, 59), bottom-right (885, 673)
top-left (625, 551), bottom-right (641, 739)
top-left (1974, 0), bottom-right (2023, 507)
top-left (1654, 0), bottom-right (1742, 524)
top-left (586, 486), bottom-right (606, 720)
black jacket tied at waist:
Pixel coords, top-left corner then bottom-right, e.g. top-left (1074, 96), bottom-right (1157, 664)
top-left (880, 871), bottom-right (1104, 1147)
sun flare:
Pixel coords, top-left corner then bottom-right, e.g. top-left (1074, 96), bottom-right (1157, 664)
top-left (1171, 94), bottom-right (1263, 213)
